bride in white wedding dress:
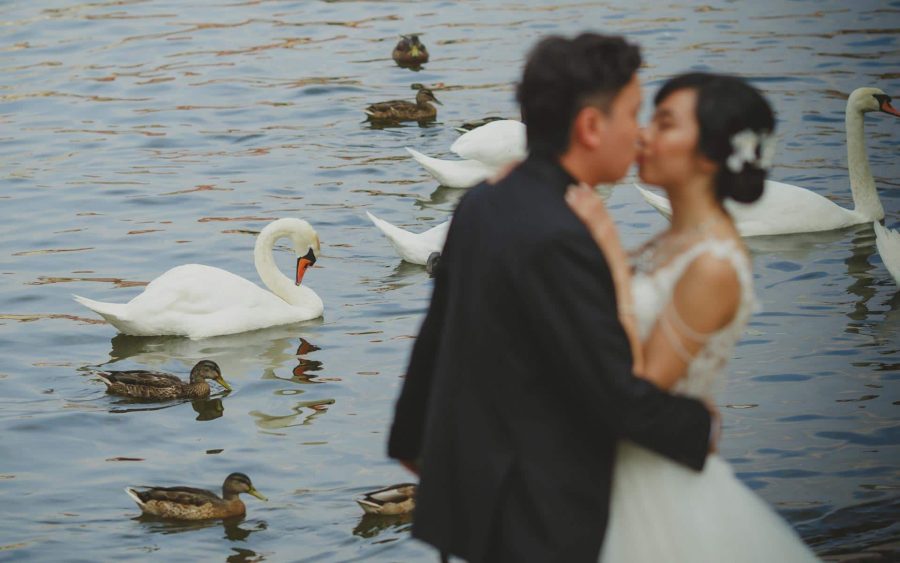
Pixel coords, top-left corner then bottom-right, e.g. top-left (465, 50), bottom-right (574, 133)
top-left (567, 73), bottom-right (820, 562)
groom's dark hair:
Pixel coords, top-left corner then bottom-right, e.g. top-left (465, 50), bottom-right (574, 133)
top-left (517, 33), bottom-right (641, 157)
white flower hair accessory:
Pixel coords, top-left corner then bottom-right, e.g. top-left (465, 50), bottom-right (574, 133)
top-left (726, 129), bottom-right (777, 173)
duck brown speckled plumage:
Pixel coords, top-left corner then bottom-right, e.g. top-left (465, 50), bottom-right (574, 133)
top-left (356, 483), bottom-right (417, 515)
top-left (392, 34), bottom-right (429, 67)
top-left (364, 88), bottom-right (441, 123)
top-left (97, 359), bottom-right (230, 400)
top-left (125, 472), bottom-right (267, 520)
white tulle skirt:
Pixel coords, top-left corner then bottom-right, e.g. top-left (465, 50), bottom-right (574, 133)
top-left (600, 441), bottom-right (820, 562)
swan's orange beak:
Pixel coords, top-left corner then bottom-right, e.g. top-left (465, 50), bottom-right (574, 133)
top-left (295, 249), bottom-right (317, 286)
top-left (881, 98), bottom-right (900, 118)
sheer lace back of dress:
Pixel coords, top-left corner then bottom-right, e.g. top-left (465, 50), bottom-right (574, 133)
top-left (630, 237), bottom-right (755, 399)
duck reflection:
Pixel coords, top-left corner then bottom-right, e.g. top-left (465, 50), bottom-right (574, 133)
top-left (352, 512), bottom-right (413, 539)
top-left (106, 394), bottom-right (227, 421)
top-left (134, 514), bottom-right (266, 541)
top-left (227, 547), bottom-right (265, 563)
top-left (249, 397), bottom-right (335, 431)
top-left (192, 397), bottom-right (225, 421)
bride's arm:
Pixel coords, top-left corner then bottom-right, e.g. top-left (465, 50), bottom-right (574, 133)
top-left (565, 184), bottom-right (742, 390)
top-left (565, 184), bottom-right (645, 373)
top-left (642, 254), bottom-right (741, 389)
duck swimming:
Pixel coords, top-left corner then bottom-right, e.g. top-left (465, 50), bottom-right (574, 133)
top-left (356, 483), bottom-right (417, 515)
top-left (97, 360), bottom-right (230, 400)
top-left (365, 88), bottom-right (441, 123)
top-left (392, 34), bottom-right (428, 67)
top-left (126, 472), bottom-right (267, 520)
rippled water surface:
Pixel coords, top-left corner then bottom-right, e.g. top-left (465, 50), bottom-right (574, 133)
top-left (1, 0), bottom-right (899, 561)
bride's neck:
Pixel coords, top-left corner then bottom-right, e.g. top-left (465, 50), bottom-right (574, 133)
top-left (665, 177), bottom-right (727, 234)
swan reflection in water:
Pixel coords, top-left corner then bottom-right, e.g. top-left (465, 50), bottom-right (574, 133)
top-left (102, 321), bottom-right (323, 371)
top-left (249, 396), bottom-right (335, 432)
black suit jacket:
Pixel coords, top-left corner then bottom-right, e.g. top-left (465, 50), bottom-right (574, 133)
top-left (388, 155), bottom-right (711, 562)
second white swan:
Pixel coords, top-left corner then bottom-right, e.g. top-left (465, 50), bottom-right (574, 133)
top-left (636, 87), bottom-right (899, 236)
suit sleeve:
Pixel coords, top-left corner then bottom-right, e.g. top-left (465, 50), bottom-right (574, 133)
top-left (525, 229), bottom-right (711, 471)
top-left (386, 206), bottom-right (457, 462)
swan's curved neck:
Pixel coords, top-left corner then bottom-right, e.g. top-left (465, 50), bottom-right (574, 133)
top-left (846, 106), bottom-right (884, 220)
top-left (254, 227), bottom-right (304, 305)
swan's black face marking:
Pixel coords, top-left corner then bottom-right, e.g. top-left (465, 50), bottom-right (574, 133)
top-left (295, 248), bottom-right (317, 286)
top-left (874, 93), bottom-right (900, 117)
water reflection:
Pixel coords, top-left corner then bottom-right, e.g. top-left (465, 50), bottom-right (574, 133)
top-left (260, 338), bottom-right (324, 384)
top-left (352, 513), bottom-right (413, 539)
top-left (103, 393), bottom-right (227, 421)
top-left (249, 397), bottom-right (335, 431)
top-left (135, 514), bottom-right (267, 541)
top-left (745, 224), bottom-right (867, 262)
top-left (414, 184), bottom-right (467, 211)
top-left (101, 323), bottom-right (322, 371)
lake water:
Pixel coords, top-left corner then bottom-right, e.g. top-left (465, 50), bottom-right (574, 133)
top-left (0, 0), bottom-right (898, 561)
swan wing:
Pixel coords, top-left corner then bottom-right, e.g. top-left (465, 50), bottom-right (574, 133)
top-left (635, 181), bottom-right (866, 236)
top-left (449, 119), bottom-right (527, 166)
top-left (405, 147), bottom-right (497, 188)
top-left (874, 222), bottom-right (900, 284)
top-left (366, 211), bottom-right (449, 265)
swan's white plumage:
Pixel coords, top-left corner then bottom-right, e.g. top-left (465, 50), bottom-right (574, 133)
top-left (366, 211), bottom-right (449, 265)
top-left (635, 87), bottom-right (896, 237)
top-left (449, 119), bottom-right (526, 166)
top-left (635, 180), bottom-right (875, 237)
top-left (73, 218), bottom-right (323, 339)
top-left (874, 222), bottom-right (900, 284)
top-left (405, 148), bottom-right (496, 189)
top-left (406, 119), bottom-right (526, 188)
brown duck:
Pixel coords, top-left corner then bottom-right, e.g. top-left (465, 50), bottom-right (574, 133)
top-left (97, 359), bottom-right (230, 400)
top-left (392, 34), bottom-right (429, 66)
top-left (125, 472), bottom-right (267, 520)
top-left (365, 88), bottom-right (441, 123)
top-left (356, 483), bottom-right (417, 515)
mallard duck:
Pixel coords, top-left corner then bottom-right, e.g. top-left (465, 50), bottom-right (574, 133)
top-left (392, 34), bottom-right (428, 66)
top-left (125, 472), bottom-right (267, 520)
top-left (98, 360), bottom-right (230, 400)
top-left (356, 483), bottom-right (416, 515)
top-left (455, 116), bottom-right (507, 133)
top-left (365, 88), bottom-right (441, 123)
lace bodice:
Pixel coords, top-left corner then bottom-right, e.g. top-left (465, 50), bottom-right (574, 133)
top-left (630, 238), bottom-right (756, 399)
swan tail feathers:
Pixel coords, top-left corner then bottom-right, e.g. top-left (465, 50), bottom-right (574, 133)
top-left (73, 295), bottom-right (131, 329)
top-left (404, 147), bottom-right (488, 188)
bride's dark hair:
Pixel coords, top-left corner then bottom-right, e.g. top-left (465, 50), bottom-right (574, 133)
top-left (654, 72), bottom-right (776, 203)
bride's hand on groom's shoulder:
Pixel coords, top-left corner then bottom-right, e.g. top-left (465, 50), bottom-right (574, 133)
top-left (565, 183), bottom-right (618, 244)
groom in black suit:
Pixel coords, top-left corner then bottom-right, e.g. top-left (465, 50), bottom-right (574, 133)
top-left (388, 33), bottom-right (715, 562)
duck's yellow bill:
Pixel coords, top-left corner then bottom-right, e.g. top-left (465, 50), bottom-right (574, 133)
top-left (248, 487), bottom-right (268, 502)
top-left (215, 376), bottom-right (232, 391)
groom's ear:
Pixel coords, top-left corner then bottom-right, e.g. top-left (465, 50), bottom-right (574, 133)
top-left (571, 106), bottom-right (608, 150)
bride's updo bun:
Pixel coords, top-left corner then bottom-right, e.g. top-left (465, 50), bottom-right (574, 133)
top-left (654, 73), bottom-right (776, 204)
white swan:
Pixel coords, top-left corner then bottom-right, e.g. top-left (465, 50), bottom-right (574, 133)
top-left (73, 218), bottom-right (324, 339)
top-left (406, 119), bottom-right (526, 188)
top-left (366, 211), bottom-right (449, 265)
top-left (874, 222), bottom-right (900, 284)
top-left (635, 87), bottom-right (899, 236)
